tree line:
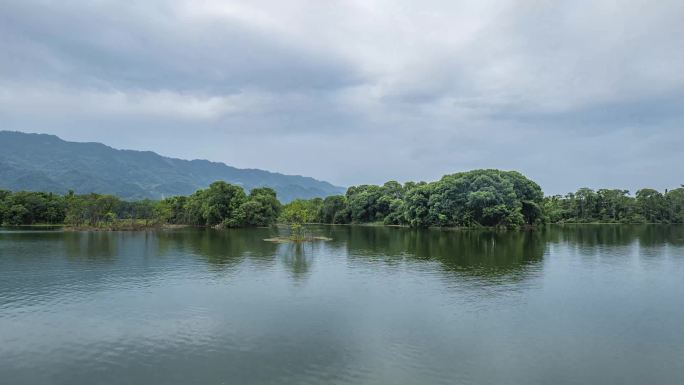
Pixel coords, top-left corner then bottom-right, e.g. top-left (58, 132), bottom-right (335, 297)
top-left (542, 187), bottom-right (684, 224)
top-left (0, 182), bottom-right (281, 229)
top-left (2, 170), bottom-right (683, 228)
top-left (281, 171), bottom-right (684, 227)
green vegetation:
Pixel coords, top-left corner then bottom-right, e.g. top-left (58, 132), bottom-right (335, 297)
top-left (2, 169), bottom-right (682, 230)
top-left (0, 182), bottom-right (281, 230)
top-left (542, 187), bottom-right (684, 224)
top-left (282, 170), bottom-right (684, 227)
top-left (282, 169), bottom-right (545, 228)
top-left (279, 199), bottom-right (312, 241)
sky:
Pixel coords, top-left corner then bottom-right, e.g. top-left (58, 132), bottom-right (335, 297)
top-left (1, 0), bottom-right (683, 194)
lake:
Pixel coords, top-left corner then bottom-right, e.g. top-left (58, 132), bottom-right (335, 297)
top-left (1, 225), bottom-right (683, 385)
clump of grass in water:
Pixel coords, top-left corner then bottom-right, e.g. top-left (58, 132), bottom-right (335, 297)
top-left (290, 222), bottom-right (305, 241)
top-left (266, 203), bottom-right (331, 243)
top-left (263, 223), bottom-right (331, 243)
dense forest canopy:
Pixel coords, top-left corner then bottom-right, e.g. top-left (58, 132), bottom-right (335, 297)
top-left (282, 169), bottom-right (546, 228)
top-left (0, 182), bottom-right (282, 229)
top-left (542, 187), bottom-right (684, 224)
top-left (280, 170), bottom-right (684, 227)
top-left (1, 169), bottom-right (683, 228)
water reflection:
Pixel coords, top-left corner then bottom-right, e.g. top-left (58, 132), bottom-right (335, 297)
top-left (542, 224), bottom-right (684, 247)
top-left (319, 226), bottom-right (545, 283)
top-left (2, 225), bottom-right (683, 284)
top-left (2, 225), bottom-right (684, 385)
top-left (156, 228), bottom-right (279, 268)
top-left (277, 242), bottom-right (315, 282)
top-left (64, 232), bottom-right (119, 261)
top-left (161, 227), bottom-right (320, 281)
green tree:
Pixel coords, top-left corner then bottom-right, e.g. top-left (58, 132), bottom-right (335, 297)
top-left (404, 183), bottom-right (433, 227)
top-left (665, 187), bottom-right (684, 223)
top-left (281, 200), bottom-right (310, 240)
top-left (383, 198), bottom-right (405, 225)
top-left (0, 190), bottom-right (10, 224)
top-left (636, 189), bottom-right (666, 223)
top-left (280, 199), bottom-right (320, 224)
top-left (184, 181), bottom-right (247, 227)
top-left (573, 188), bottom-right (598, 221)
top-left (318, 195), bottom-right (347, 224)
top-left (425, 170), bottom-right (539, 227)
top-left (346, 185), bottom-right (385, 222)
top-left (238, 187), bottom-right (281, 227)
top-left (7, 204), bottom-right (30, 225)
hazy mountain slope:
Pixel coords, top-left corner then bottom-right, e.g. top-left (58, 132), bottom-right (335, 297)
top-left (0, 131), bottom-right (344, 202)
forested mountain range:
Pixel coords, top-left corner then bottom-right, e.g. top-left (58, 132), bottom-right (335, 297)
top-left (0, 131), bottom-right (344, 202)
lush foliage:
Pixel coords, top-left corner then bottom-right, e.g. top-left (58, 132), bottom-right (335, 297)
top-left (0, 190), bottom-right (66, 225)
top-left (281, 170), bottom-right (684, 227)
top-left (0, 182), bottom-right (281, 228)
top-left (3, 170), bottom-right (682, 229)
top-left (159, 182), bottom-right (281, 228)
top-left (279, 199), bottom-right (311, 240)
top-left (281, 169), bottom-right (545, 228)
top-left (0, 189), bottom-right (160, 228)
top-left (543, 187), bottom-right (684, 224)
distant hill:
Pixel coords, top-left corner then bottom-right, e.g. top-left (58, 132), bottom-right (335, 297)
top-left (0, 131), bottom-right (345, 202)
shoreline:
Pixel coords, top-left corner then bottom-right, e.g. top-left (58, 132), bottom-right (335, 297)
top-left (62, 223), bottom-right (189, 232)
top-left (2, 222), bottom-right (679, 233)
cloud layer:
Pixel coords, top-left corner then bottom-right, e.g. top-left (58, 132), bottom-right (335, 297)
top-left (1, 0), bottom-right (683, 193)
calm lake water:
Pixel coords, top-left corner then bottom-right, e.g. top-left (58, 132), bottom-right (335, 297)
top-left (1, 225), bottom-right (683, 385)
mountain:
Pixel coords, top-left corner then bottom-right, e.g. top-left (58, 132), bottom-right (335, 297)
top-left (0, 131), bottom-right (345, 202)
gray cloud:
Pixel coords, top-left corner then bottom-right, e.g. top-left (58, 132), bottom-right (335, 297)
top-left (0, 1), bottom-right (363, 92)
top-left (1, 0), bottom-right (682, 194)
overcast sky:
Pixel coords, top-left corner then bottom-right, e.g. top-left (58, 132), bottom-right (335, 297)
top-left (1, 0), bottom-right (683, 194)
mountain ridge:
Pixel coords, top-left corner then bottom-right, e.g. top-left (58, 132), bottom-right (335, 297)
top-left (0, 131), bottom-right (345, 202)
